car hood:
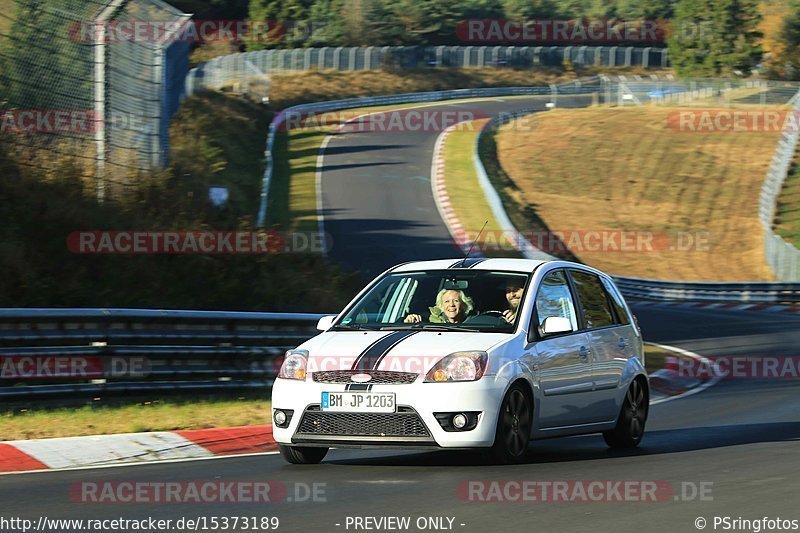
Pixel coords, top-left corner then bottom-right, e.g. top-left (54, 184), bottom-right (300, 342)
top-left (300, 330), bottom-right (510, 374)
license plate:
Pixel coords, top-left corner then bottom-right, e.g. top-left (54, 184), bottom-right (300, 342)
top-left (321, 392), bottom-right (396, 413)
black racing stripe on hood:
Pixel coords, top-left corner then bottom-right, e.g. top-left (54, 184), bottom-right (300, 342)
top-left (466, 258), bottom-right (487, 268)
top-left (351, 330), bottom-right (418, 371)
top-left (449, 257), bottom-right (486, 268)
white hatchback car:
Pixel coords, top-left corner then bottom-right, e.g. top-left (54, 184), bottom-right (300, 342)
top-left (272, 258), bottom-right (648, 464)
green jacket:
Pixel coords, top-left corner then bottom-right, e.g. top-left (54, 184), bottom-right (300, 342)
top-left (428, 306), bottom-right (464, 324)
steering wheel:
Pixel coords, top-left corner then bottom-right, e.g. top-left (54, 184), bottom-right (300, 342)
top-left (478, 310), bottom-right (506, 318)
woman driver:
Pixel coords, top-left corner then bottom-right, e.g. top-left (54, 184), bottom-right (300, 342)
top-left (404, 289), bottom-right (474, 324)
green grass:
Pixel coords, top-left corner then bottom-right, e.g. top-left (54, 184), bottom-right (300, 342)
top-left (774, 151), bottom-right (800, 246)
top-left (644, 343), bottom-right (668, 374)
top-left (441, 120), bottom-right (520, 257)
top-left (0, 396), bottom-right (272, 441)
top-left (0, 1), bottom-right (9, 37)
top-left (492, 106), bottom-right (782, 281)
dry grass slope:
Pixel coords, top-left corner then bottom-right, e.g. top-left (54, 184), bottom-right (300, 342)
top-left (267, 67), bottom-right (671, 110)
top-left (495, 107), bottom-right (781, 281)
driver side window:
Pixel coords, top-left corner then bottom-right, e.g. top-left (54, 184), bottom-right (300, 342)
top-left (534, 270), bottom-right (578, 332)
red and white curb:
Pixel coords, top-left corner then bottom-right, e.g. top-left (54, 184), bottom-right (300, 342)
top-left (0, 425), bottom-right (276, 474)
top-left (648, 342), bottom-right (722, 404)
top-left (430, 117), bottom-right (551, 259)
top-left (631, 300), bottom-right (800, 315)
top-left (431, 122), bottom-right (473, 254)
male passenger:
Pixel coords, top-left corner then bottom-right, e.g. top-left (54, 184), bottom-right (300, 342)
top-left (503, 278), bottom-right (524, 324)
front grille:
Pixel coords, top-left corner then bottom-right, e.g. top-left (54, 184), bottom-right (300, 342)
top-left (312, 370), bottom-right (418, 385)
top-left (296, 406), bottom-right (430, 437)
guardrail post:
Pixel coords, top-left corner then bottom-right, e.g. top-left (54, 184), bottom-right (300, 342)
top-left (365, 46), bottom-right (373, 69)
top-left (333, 47), bottom-right (343, 69)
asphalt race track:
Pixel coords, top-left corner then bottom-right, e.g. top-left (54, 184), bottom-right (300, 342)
top-left (320, 94), bottom-right (593, 278)
top-left (1, 306), bottom-right (798, 532)
top-left (2, 97), bottom-right (799, 532)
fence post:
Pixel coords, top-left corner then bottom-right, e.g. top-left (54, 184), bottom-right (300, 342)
top-left (93, 0), bottom-right (127, 203)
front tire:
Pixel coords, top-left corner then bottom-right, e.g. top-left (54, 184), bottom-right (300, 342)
top-left (278, 444), bottom-right (329, 464)
top-left (603, 378), bottom-right (648, 448)
top-left (490, 383), bottom-right (532, 464)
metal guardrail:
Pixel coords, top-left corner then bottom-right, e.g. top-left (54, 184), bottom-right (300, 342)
top-left (759, 88), bottom-right (800, 280)
top-left (3, 279), bottom-right (800, 401)
top-left (613, 277), bottom-right (800, 304)
top-left (185, 45), bottom-right (669, 95)
top-left (0, 309), bottom-right (322, 399)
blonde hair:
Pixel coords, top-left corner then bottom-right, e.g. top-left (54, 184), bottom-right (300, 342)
top-left (435, 289), bottom-right (474, 316)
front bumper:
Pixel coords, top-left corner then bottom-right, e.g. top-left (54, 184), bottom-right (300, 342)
top-left (271, 376), bottom-right (508, 448)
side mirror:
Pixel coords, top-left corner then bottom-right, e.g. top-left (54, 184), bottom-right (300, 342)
top-left (540, 316), bottom-right (573, 336)
top-left (316, 316), bottom-right (336, 331)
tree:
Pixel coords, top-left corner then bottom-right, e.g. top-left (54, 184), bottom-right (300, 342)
top-left (614, 0), bottom-right (676, 19)
top-left (667, 0), bottom-right (762, 77)
top-left (248, 0), bottom-right (317, 49)
top-left (502, 0), bottom-right (560, 18)
top-left (777, 1), bottom-right (800, 78)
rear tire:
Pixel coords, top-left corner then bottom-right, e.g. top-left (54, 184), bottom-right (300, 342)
top-left (490, 383), bottom-right (532, 464)
top-left (603, 378), bottom-right (648, 448)
top-left (278, 444), bottom-right (329, 464)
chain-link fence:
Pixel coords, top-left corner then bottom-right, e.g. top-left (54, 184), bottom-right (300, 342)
top-left (186, 45), bottom-right (669, 96)
top-left (0, 0), bottom-right (191, 200)
top-left (760, 90), bottom-right (800, 281)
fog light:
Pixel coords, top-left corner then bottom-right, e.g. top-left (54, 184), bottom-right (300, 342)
top-left (452, 413), bottom-right (467, 429)
top-left (274, 410), bottom-right (287, 426)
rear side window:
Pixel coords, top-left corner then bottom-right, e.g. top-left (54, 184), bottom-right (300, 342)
top-left (534, 270), bottom-right (578, 331)
top-left (601, 277), bottom-right (631, 325)
top-left (569, 270), bottom-right (615, 329)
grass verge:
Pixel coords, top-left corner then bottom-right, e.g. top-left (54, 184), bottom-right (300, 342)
top-left (644, 343), bottom-right (669, 374)
top-left (774, 150), bottom-right (800, 246)
top-left (491, 106), bottom-right (783, 281)
top-left (0, 396), bottom-right (272, 441)
top-left (440, 120), bottom-right (520, 257)
top-left (266, 67), bottom-right (671, 110)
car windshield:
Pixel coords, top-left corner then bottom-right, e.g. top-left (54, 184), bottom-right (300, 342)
top-left (335, 270), bottom-right (530, 332)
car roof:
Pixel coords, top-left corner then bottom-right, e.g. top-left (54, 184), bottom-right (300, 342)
top-left (390, 258), bottom-right (553, 274)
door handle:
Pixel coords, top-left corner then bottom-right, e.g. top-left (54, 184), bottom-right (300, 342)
top-left (578, 346), bottom-right (590, 359)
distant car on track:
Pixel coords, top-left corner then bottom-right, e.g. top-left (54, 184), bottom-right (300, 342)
top-left (272, 258), bottom-right (648, 464)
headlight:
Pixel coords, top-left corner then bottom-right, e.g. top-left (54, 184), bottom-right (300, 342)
top-left (424, 351), bottom-right (488, 382)
top-left (278, 349), bottom-right (308, 380)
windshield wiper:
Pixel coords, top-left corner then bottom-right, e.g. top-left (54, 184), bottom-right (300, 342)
top-left (380, 324), bottom-right (480, 332)
top-left (331, 324), bottom-right (381, 331)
